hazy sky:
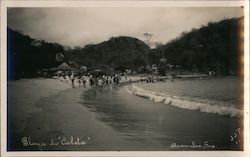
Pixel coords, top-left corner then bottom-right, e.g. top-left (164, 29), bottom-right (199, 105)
top-left (7, 7), bottom-right (243, 48)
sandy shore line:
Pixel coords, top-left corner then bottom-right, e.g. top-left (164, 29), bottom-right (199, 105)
top-left (7, 78), bottom-right (71, 133)
top-left (127, 84), bottom-right (242, 117)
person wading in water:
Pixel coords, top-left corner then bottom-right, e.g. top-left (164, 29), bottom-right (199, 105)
top-left (70, 72), bottom-right (75, 88)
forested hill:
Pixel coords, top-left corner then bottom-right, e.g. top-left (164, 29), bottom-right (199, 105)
top-left (64, 36), bottom-right (150, 71)
top-left (7, 28), bottom-right (150, 79)
top-left (65, 17), bottom-right (244, 75)
top-left (152, 17), bottom-right (244, 75)
top-left (7, 28), bottom-right (65, 79)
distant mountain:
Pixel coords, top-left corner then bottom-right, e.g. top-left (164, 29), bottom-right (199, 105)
top-left (152, 17), bottom-right (244, 75)
top-left (7, 28), bottom-right (65, 79)
top-left (64, 36), bottom-right (150, 71)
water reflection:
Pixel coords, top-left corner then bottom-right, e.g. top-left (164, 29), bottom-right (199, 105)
top-left (79, 85), bottom-right (241, 150)
top-left (80, 86), bottom-right (147, 139)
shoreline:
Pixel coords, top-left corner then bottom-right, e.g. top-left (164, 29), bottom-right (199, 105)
top-left (126, 76), bottom-right (242, 117)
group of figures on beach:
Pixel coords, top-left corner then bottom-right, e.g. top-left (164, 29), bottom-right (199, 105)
top-left (58, 71), bottom-right (123, 88)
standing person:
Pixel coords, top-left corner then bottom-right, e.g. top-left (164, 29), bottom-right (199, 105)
top-left (78, 75), bottom-right (82, 86)
top-left (113, 75), bottom-right (117, 84)
top-left (81, 75), bottom-right (86, 88)
top-left (70, 72), bottom-right (75, 88)
top-left (102, 75), bottom-right (106, 85)
top-left (105, 76), bottom-right (109, 85)
top-left (114, 74), bottom-right (119, 85)
top-left (108, 76), bottom-right (112, 84)
top-left (116, 76), bottom-right (121, 85)
top-left (110, 76), bottom-right (114, 84)
top-left (89, 75), bottom-right (94, 86)
top-left (65, 74), bottom-right (69, 83)
top-left (94, 77), bottom-right (98, 88)
top-left (59, 73), bottom-right (64, 81)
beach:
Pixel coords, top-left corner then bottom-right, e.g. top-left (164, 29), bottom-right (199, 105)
top-left (7, 78), bottom-right (147, 151)
top-left (7, 77), bottom-right (243, 151)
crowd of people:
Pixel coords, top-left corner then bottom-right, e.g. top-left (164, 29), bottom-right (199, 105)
top-left (56, 71), bottom-right (175, 89)
top-left (58, 71), bottom-right (123, 88)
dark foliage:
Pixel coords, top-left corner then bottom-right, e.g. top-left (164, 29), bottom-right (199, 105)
top-left (152, 17), bottom-right (244, 75)
top-left (64, 36), bottom-right (150, 72)
top-left (7, 28), bottom-right (65, 79)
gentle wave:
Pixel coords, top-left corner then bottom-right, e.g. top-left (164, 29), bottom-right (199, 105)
top-left (126, 84), bottom-right (243, 117)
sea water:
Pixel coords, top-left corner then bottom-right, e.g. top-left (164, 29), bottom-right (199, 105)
top-left (128, 77), bottom-right (243, 117)
top-left (80, 77), bottom-right (243, 150)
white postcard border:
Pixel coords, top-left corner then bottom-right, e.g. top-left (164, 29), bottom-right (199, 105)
top-left (1, 1), bottom-right (249, 157)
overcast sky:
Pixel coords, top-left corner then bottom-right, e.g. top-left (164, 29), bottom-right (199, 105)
top-left (7, 7), bottom-right (243, 48)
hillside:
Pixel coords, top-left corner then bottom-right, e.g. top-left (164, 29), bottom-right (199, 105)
top-left (7, 28), bottom-right (65, 79)
top-left (152, 17), bottom-right (244, 75)
top-left (64, 36), bottom-right (150, 72)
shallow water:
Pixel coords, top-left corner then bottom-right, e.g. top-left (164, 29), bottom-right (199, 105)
top-left (136, 77), bottom-right (243, 108)
top-left (80, 83), bottom-right (243, 150)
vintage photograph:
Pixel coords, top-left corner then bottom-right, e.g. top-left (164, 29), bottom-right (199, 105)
top-left (5, 5), bottom-right (245, 152)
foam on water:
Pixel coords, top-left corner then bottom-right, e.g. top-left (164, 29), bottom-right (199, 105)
top-left (126, 84), bottom-right (242, 117)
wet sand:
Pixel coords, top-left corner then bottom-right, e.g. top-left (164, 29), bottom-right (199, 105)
top-left (7, 79), bottom-right (71, 134)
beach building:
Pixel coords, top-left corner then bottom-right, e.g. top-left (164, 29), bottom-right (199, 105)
top-left (48, 62), bottom-right (78, 77)
top-left (50, 62), bottom-right (77, 71)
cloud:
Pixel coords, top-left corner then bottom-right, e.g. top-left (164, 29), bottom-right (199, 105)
top-left (7, 7), bottom-right (243, 47)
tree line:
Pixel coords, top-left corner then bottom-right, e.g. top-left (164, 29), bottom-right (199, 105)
top-left (152, 17), bottom-right (243, 75)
